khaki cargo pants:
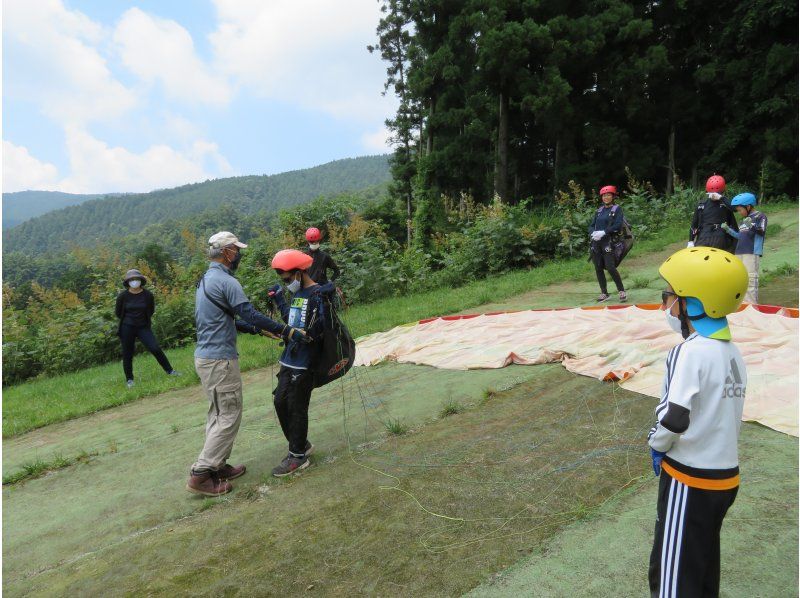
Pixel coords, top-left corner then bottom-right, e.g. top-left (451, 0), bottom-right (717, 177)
top-left (191, 358), bottom-right (243, 473)
top-left (739, 254), bottom-right (760, 305)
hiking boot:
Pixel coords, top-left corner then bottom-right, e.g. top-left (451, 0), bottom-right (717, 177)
top-left (619, 291), bottom-right (627, 302)
top-left (304, 441), bottom-right (314, 456)
top-left (186, 471), bottom-right (233, 496)
top-left (217, 463), bottom-right (246, 480)
top-left (271, 454), bottom-right (309, 477)
top-left (596, 293), bottom-right (610, 303)
top-left (126, 379), bottom-right (135, 388)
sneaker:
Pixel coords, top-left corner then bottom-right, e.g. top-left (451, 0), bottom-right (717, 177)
top-left (168, 370), bottom-right (182, 377)
top-left (186, 471), bottom-right (233, 496)
top-left (619, 291), bottom-right (627, 302)
top-left (596, 293), bottom-right (610, 303)
top-left (217, 463), bottom-right (246, 480)
top-left (304, 441), bottom-right (315, 456)
top-left (126, 380), bottom-right (135, 388)
top-left (271, 454), bottom-right (310, 477)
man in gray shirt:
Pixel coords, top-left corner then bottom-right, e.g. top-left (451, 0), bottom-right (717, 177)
top-left (187, 231), bottom-right (309, 496)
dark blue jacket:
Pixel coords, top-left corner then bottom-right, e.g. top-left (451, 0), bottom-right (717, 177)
top-left (588, 204), bottom-right (624, 245)
top-left (272, 282), bottom-right (335, 370)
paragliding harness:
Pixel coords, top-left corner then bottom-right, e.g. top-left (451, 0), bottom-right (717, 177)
top-left (307, 287), bottom-right (355, 388)
top-left (590, 204), bottom-right (634, 267)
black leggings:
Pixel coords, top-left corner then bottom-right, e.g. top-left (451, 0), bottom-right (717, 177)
top-left (273, 366), bottom-right (314, 455)
top-left (119, 324), bottom-right (173, 380)
top-left (592, 246), bottom-right (624, 294)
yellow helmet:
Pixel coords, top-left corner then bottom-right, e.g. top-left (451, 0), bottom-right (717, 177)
top-left (658, 247), bottom-right (748, 317)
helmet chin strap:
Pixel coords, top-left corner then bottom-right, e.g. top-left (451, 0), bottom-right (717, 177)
top-left (678, 298), bottom-right (691, 339)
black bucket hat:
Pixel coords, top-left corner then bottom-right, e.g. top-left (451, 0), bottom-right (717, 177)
top-left (123, 269), bottom-right (147, 287)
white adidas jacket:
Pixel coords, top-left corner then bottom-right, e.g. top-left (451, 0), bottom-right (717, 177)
top-left (648, 333), bottom-right (747, 471)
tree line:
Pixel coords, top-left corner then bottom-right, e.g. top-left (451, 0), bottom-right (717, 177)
top-left (370, 0), bottom-right (797, 245)
top-left (4, 155), bottom-right (391, 256)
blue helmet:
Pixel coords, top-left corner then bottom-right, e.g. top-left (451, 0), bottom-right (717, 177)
top-left (731, 192), bottom-right (757, 207)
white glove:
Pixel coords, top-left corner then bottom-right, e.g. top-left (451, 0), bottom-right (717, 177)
top-left (707, 192), bottom-right (722, 200)
top-left (687, 241), bottom-right (695, 248)
top-left (721, 223), bottom-right (730, 231)
top-left (591, 230), bottom-right (606, 241)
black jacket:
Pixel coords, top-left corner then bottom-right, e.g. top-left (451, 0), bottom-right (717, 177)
top-left (689, 198), bottom-right (738, 252)
top-left (115, 289), bottom-right (155, 333)
top-left (304, 249), bottom-right (340, 284)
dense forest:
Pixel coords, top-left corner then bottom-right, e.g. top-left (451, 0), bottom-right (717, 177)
top-left (4, 155), bottom-right (391, 255)
top-left (2, 191), bottom-right (107, 229)
top-left (369, 0), bottom-right (797, 244)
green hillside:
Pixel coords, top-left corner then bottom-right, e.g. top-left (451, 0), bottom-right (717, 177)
top-left (2, 191), bottom-right (106, 229)
top-left (4, 155), bottom-right (390, 255)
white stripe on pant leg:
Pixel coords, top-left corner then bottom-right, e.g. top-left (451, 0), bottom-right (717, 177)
top-left (670, 483), bottom-right (689, 598)
top-left (660, 478), bottom-right (678, 597)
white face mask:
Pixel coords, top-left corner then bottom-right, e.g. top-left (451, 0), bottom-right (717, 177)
top-left (286, 278), bottom-right (302, 293)
top-left (309, 243), bottom-right (320, 251)
top-left (664, 298), bottom-right (683, 334)
top-left (128, 280), bottom-right (142, 289)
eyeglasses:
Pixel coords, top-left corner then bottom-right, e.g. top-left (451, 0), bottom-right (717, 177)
top-left (661, 290), bottom-right (677, 305)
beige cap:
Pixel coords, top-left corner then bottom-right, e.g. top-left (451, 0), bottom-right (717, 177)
top-left (208, 231), bottom-right (247, 249)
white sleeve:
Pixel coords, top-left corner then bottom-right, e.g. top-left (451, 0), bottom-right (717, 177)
top-left (648, 344), bottom-right (700, 452)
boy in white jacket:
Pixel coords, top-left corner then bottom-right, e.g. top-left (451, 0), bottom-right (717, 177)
top-left (648, 246), bottom-right (749, 598)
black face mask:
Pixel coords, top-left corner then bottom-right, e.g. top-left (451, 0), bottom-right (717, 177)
top-left (227, 249), bottom-right (242, 271)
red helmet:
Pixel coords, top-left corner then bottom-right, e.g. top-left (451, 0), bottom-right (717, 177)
top-left (305, 227), bottom-right (322, 243)
top-left (599, 185), bottom-right (618, 196)
top-left (705, 175), bottom-right (726, 193)
top-left (271, 249), bottom-right (313, 272)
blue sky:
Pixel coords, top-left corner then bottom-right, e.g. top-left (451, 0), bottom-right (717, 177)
top-left (3, 0), bottom-right (397, 193)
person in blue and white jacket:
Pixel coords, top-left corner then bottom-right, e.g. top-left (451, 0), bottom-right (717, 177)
top-left (648, 246), bottom-right (749, 598)
top-left (722, 192), bottom-right (767, 304)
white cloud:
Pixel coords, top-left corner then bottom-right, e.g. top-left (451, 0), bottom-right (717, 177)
top-left (2, 141), bottom-right (61, 192)
top-left (360, 126), bottom-right (391, 152)
top-left (209, 0), bottom-right (397, 122)
top-left (57, 128), bottom-right (235, 194)
top-left (3, 0), bottom-right (137, 125)
top-left (114, 8), bottom-right (232, 106)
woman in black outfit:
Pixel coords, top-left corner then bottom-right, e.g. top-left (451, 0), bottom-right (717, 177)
top-left (116, 269), bottom-right (179, 387)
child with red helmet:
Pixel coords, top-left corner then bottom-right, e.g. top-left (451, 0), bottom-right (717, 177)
top-left (267, 249), bottom-right (336, 476)
top-left (688, 175), bottom-right (738, 252)
top-left (304, 227), bottom-right (340, 284)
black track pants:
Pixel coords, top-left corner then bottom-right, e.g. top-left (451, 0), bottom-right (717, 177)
top-left (272, 366), bottom-right (314, 455)
top-left (648, 470), bottom-right (738, 598)
top-left (591, 246), bottom-right (624, 294)
top-left (119, 324), bottom-right (173, 380)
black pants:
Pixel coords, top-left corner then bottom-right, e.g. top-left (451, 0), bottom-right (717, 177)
top-left (648, 470), bottom-right (738, 598)
top-left (119, 324), bottom-right (173, 380)
top-left (591, 245), bottom-right (624, 294)
top-left (273, 366), bottom-right (315, 455)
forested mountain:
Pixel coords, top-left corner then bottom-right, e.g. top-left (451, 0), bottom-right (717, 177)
top-left (4, 155), bottom-right (390, 255)
top-left (2, 191), bottom-right (106, 229)
top-left (370, 0), bottom-right (797, 245)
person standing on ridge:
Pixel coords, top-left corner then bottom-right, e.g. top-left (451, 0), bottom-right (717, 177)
top-left (115, 268), bottom-right (180, 388)
top-left (588, 185), bottom-right (627, 303)
top-left (648, 246), bottom-right (749, 597)
top-left (688, 175), bottom-right (737, 252)
top-left (721, 192), bottom-right (767, 304)
top-left (304, 227), bottom-right (340, 285)
top-left (187, 232), bottom-right (307, 497)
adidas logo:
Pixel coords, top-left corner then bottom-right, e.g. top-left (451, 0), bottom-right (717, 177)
top-left (722, 359), bottom-right (745, 398)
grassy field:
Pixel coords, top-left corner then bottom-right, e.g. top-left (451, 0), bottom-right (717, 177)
top-left (3, 205), bottom-right (797, 596)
